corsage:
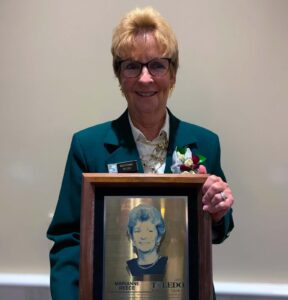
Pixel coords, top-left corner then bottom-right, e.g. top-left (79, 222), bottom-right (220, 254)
top-left (171, 146), bottom-right (206, 174)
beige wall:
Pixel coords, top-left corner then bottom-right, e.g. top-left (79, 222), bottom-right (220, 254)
top-left (0, 0), bottom-right (287, 286)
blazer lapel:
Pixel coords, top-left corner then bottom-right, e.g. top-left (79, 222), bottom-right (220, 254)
top-left (103, 110), bottom-right (144, 173)
top-left (164, 110), bottom-right (198, 173)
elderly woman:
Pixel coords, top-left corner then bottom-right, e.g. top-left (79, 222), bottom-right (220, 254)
top-left (47, 6), bottom-right (234, 299)
top-left (127, 204), bottom-right (167, 276)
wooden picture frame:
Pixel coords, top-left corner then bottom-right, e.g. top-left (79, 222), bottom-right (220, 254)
top-left (79, 173), bottom-right (212, 300)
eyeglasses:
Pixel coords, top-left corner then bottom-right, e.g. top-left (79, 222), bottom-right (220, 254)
top-left (119, 58), bottom-right (171, 78)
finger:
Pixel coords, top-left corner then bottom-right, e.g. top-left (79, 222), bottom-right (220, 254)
top-left (211, 189), bottom-right (232, 205)
top-left (210, 192), bottom-right (225, 206)
top-left (198, 165), bottom-right (207, 174)
top-left (203, 200), bottom-right (227, 215)
top-left (210, 197), bottom-right (234, 222)
top-left (202, 175), bottom-right (221, 194)
top-left (203, 181), bottom-right (226, 204)
top-left (203, 194), bottom-right (233, 214)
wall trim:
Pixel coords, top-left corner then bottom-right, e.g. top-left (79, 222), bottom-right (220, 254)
top-left (215, 282), bottom-right (288, 297)
top-left (0, 274), bottom-right (49, 287)
top-left (0, 274), bottom-right (287, 297)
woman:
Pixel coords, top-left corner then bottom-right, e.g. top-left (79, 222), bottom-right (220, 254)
top-left (127, 204), bottom-right (167, 276)
top-left (47, 7), bottom-right (234, 299)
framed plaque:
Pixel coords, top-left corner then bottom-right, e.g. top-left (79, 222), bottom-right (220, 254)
top-left (80, 174), bottom-right (212, 300)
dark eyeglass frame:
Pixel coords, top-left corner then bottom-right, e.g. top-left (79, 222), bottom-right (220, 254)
top-left (118, 57), bottom-right (172, 78)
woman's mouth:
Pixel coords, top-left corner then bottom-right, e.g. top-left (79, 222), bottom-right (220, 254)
top-left (136, 91), bottom-right (157, 97)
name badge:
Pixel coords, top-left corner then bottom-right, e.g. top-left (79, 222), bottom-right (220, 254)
top-left (107, 160), bottom-right (138, 173)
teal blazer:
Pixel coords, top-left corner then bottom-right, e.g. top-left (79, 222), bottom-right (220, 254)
top-left (47, 109), bottom-right (234, 299)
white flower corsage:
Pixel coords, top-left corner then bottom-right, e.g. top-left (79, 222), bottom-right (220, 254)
top-left (171, 146), bottom-right (206, 174)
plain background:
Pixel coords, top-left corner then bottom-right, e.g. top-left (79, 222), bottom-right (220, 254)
top-left (0, 0), bottom-right (287, 286)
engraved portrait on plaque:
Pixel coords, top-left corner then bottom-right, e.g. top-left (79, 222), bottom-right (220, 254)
top-left (103, 196), bottom-right (189, 300)
top-left (126, 204), bottom-right (168, 277)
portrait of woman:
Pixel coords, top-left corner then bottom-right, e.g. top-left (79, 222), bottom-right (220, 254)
top-left (127, 204), bottom-right (168, 276)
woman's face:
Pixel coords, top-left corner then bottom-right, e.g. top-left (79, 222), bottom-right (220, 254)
top-left (119, 33), bottom-right (175, 119)
top-left (132, 220), bottom-right (159, 253)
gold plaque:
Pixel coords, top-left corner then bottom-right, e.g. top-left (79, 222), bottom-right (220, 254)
top-left (103, 196), bottom-right (188, 299)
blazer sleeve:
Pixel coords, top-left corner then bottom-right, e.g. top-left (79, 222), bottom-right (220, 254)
top-left (47, 134), bottom-right (87, 300)
top-left (209, 134), bottom-right (234, 244)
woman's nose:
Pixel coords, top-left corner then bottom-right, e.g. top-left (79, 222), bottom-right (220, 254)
top-left (138, 66), bottom-right (153, 82)
top-left (140, 232), bottom-right (148, 239)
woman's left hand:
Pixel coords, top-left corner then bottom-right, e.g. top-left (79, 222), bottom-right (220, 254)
top-left (198, 166), bottom-right (234, 223)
